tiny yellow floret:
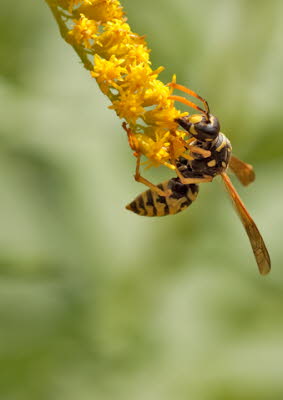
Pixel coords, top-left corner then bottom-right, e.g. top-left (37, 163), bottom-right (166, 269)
top-left (45, 0), bottom-right (188, 168)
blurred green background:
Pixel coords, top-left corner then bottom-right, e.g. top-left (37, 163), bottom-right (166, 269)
top-left (1, 1), bottom-right (283, 399)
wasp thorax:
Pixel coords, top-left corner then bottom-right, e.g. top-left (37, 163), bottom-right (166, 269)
top-left (176, 114), bottom-right (220, 142)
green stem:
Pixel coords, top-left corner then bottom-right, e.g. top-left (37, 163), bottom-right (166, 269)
top-left (44, 0), bottom-right (94, 72)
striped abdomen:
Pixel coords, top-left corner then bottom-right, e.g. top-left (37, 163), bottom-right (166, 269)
top-left (126, 178), bottom-right (199, 217)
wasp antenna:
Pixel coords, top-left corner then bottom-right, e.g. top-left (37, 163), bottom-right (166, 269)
top-left (168, 95), bottom-right (206, 114)
top-left (168, 82), bottom-right (210, 118)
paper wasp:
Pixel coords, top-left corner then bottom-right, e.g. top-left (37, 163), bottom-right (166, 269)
top-left (123, 82), bottom-right (271, 275)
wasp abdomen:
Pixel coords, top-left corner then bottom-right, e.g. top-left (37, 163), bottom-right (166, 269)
top-left (126, 179), bottom-right (199, 217)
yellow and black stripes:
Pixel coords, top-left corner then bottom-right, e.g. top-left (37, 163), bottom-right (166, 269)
top-left (175, 133), bottom-right (232, 181)
top-left (126, 179), bottom-right (199, 217)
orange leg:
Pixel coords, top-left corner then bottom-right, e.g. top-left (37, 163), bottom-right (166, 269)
top-left (177, 175), bottom-right (213, 185)
top-left (180, 153), bottom-right (195, 161)
top-left (168, 136), bottom-right (195, 161)
top-left (189, 146), bottom-right (211, 158)
top-left (170, 141), bottom-right (213, 185)
top-left (178, 135), bottom-right (211, 158)
top-left (122, 122), bottom-right (139, 154)
top-left (172, 154), bottom-right (213, 184)
top-left (134, 154), bottom-right (172, 197)
top-left (122, 123), bottom-right (172, 197)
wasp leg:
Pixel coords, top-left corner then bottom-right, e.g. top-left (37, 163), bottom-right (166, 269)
top-left (175, 138), bottom-right (211, 161)
top-left (123, 122), bottom-right (176, 196)
top-left (122, 122), bottom-right (172, 197)
top-left (122, 122), bottom-right (139, 154)
top-left (189, 146), bottom-right (211, 158)
top-left (134, 154), bottom-right (172, 197)
top-left (169, 141), bottom-right (213, 185)
top-left (175, 170), bottom-right (213, 185)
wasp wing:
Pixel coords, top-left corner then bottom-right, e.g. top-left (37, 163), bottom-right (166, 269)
top-left (229, 155), bottom-right (255, 186)
top-left (221, 172), bottom-right (271, 275)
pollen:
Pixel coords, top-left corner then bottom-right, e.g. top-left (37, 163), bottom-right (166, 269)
top-left (45, 0), bottom-right (188, 168)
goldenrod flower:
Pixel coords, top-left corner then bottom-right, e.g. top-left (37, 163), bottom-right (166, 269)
top-left (91, 54), bottom-right (127, 94)
top-left (110, 90), bottom-right (145, 124)
top-left (45, 0), bottom-right (188, 168)
top-left (69, 14), bottom-right (99, 48)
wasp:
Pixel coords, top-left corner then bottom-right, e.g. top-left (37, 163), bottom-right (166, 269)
top-left (123, 82), bottom-right (271, 275)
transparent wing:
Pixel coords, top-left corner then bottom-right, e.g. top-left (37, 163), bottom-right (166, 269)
top-left (229, 155), bottom-right (255, 186)
top-left (221, 172), bottom-right (271, 275)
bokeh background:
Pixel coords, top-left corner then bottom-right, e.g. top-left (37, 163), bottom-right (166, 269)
top-left (1, 1), bottom-right (283, 399)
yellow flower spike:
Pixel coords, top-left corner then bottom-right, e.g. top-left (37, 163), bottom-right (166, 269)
top-left (92, 54), bottom-right (127, 94)
top-left (143, 107), bottom-right (186, 130)
top-left (96, 19), bottom-right (130, 48)
top-left (127, 44), bottom-right (151, 66)
top-left (143, 80), bottom-right (170, 107)
top-left (78, 0), bottom-right (124, 23)
top-left (120, 64), bottom-right (155, 94)
top-left (45, 0), bottom-right (190, 169)
top-left (133, 134), bottom-right (171, 166)
top-left (69, 14), bottom-right (99, 48)
top-left (109, 90), bottom-right (145, 124)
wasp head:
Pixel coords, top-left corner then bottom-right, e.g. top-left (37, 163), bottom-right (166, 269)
top-left (176, 113), bottom-right (220, 142)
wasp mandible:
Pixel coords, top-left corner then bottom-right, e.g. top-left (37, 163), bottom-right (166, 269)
top-left (124, 82), bottom-right (271, 275)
